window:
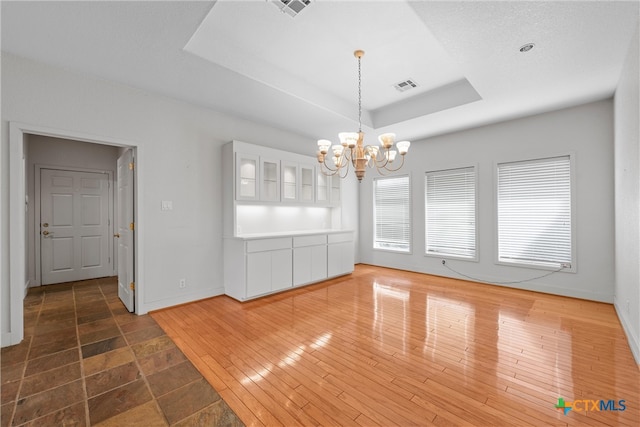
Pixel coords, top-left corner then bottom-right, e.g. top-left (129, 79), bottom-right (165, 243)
top-left (425, 167), bottom-right (476, 259)
top-left (373, 175), bottom-right (411, 252)
top-left (497, 156), bottom-right (572, 268)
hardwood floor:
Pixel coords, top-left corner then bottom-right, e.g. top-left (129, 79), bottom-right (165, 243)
top-left (151, 264), bottom-right (639, 426)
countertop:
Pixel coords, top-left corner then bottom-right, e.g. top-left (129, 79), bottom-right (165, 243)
top-left (225, 229), bottom-right (354, 240)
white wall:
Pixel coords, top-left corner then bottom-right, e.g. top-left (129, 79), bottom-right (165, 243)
top-left (25, 135), bottom-right (120, 287)
top-left (359, 100), bottom-right (615, 303)
top-left (614, 23), bottom-right (640, 364)
top-left (1, 53), bottom-right (357, 345)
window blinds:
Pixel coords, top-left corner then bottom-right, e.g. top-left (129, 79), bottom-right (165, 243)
top-left (374, 175), bottom-right (411, 252)
top-left (425, 167), bottom-right (476, 258)
top-left (497, 156), bottom-right (572, 267)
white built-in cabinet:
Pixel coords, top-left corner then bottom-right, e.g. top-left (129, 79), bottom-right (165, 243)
top-left (232, 146), bottom-right (338, 205)
top-left (330, 174), bottom-right (341, 205)
top-left (300, 164), bottom-right (315, 203)
top-left (281, 161), bottom-right (298, 202)
top-left (260, 158), bottom-right (280, 202)
top-left (222, 141), bottom-right (353, 302)
top-left (236, 153), bottom-right (259, 200)
top-left (293, 235), bottom-right (327, 286)
top-left (328, 232), bottom-right (355, 277)
top-left (246, 238), bottom-right (292, 295)
top-left (224, 231), bottom-right (353, 301)
top-left (317, 170), bottom-right (328, 204)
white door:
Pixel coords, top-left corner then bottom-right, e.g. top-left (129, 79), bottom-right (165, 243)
top-left (117, 150), bottom-right (135, 312)
top-left (41, 169), bottom-right (111, 284)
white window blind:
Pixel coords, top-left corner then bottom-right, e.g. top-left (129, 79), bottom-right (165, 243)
top-left (425, 167), bottom-right (476, 259)
top-left (374, 175), bottom-right (411, 252)
top-left (497, 156), bottom-right (572, 267)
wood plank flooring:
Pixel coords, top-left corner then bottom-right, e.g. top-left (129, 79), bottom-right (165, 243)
top-left (151, 264), bottom-right (639, 426)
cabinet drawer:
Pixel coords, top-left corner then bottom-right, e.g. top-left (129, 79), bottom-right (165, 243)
top-left (246, 237), bottom-right (292, 253)
top-left (293, 235), bottom-right (327, 247)
top-left (328, 233), bottom-right (352, 244)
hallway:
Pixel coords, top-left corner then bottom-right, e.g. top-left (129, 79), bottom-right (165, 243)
top-left (1, 277), bottom-right (242, 426)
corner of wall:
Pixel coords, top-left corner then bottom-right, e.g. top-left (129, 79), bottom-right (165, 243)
top-left (613, 20), bottom-right (640, 365)
top-left (614, 299), bottom-right (640, 365)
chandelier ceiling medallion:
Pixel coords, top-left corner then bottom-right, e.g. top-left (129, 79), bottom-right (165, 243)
top-left (316, 50), bottom-right (410, 182)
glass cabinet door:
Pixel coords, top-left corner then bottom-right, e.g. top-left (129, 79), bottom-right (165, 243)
top-left (316, 170), bottom-right (328, 204)
top-left (300, 165), bottom-right (314, 203)
top-left (330, 174), bottom-right (341, 205)
top-left (236, 153), bottom-right (259, 200)
top-left (260, 159), bottom-right (280, 202)
top-left (282, 162), bottom-right (298, 201)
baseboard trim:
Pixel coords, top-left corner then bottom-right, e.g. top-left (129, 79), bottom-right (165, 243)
top-left (359, 261), bottom-right (613, 303)
top-left (614, 300), bottom-right (640, 366)
top-left (1, 331), bottom-right (23, 348)
top-left (139, 286), bottom-right (225, 315)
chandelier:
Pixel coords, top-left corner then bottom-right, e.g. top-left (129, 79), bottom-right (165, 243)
top-left (316, 50), bottom-right (410, 182)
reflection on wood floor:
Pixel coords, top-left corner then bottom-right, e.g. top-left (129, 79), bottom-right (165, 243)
top-left (152, 264), bottom-right (639, 427)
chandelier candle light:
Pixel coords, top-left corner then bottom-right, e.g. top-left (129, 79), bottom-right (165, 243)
top-left (316, 50), bottom-right (410, 182)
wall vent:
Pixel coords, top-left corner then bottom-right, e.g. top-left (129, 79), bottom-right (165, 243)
top-left (394, 79), bottom-right (418, 92)
top-left (272, 0), bottom-right (311, 17)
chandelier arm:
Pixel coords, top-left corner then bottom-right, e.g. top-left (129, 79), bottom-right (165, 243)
top-left (370, 148), bottom-right (390, 169)
top-left (319, 157), bottom-right (341, 176)
top-left (339, 157), bottom-right (351, 179)
top-left (319, 146), bottom-right (352, 176)
top-left (319, 165), bottom-right (340, 177)
top-left (378, 154), bottom-right (406, 173)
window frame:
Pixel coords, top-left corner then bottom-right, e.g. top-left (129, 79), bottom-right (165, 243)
top-left (494, 154), bottom-right (576, 272)
top-left (424, 165), bottom-right (479, 261)
top-left (372, 174), bottom-right (412, 254)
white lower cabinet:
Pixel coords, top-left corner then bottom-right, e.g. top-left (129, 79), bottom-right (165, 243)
top-left (224, 232), bottom-right (353, 301)
top-left (246, 252), bottom-right (272, 296)
top-left (246, 238), bottom-right (292, 296)
top-left (293, 235), bottom-right (327, 286)
top-left (270, 249), bottom-right (294, 291)
top-left (246, 249), bottom-right (293, 295)
top-left (328, 233), bottom-right (355, 277)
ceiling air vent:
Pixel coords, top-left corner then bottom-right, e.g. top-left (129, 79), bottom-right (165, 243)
top-left (272, 0), bottom-right (311, 18)
top-left (394, 79), bottom-right (418, 93)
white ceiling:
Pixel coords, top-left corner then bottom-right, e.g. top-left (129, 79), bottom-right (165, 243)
top-left (2, 1), bottom-right (638, 144)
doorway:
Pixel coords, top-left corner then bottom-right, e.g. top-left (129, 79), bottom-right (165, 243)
top-left (6, 122), bottom-right (143, 347)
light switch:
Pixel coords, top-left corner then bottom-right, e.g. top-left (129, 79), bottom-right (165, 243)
top-left (161, 200), bottom-right (173, 211)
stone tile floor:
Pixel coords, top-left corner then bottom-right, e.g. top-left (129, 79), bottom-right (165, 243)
top-left (1, 277), bottom-right (244, 426)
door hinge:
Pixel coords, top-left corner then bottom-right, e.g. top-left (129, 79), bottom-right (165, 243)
top-left (129, 222), bottom-right (135, 231)
top-left (129, 162), bottom-right (135, 171)
top-left (130, 282), bottom-right (135, 291)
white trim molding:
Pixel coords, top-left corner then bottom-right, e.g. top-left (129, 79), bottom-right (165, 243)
top-left (4, 121), bottom-right (145, 347)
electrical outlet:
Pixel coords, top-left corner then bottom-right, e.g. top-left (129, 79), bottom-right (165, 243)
top-left (179, 279), bottom-right (186, 288)
top-left (441, 259), bottom-right (446, 265)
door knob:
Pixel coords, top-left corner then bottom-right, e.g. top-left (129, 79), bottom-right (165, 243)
top-left (42, 230), bottom-right (51, 236)
top-left (114, 233), bottom-right (121, 238)
top-left (42, 223), bottom-right (49, 227)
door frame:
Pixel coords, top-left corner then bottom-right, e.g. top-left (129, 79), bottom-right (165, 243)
top-left (35, 165), bottom-right (115, 286)
top-left (6, 121), bottom-right (145, 347)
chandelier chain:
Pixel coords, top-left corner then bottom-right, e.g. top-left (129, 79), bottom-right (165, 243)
top-left (358, 55), bottom-right (362, 133)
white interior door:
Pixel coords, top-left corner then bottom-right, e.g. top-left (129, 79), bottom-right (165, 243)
top-left (117, 149), bottom-right (135, 312)
top-left (40, 169), bottom-right (111, 284)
